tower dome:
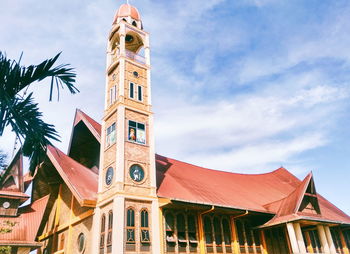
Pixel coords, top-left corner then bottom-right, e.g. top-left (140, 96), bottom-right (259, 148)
top-left (114, 3), bottom-right (141, 22)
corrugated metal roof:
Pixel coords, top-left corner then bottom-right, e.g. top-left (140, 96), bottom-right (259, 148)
top-left (0, 195), bottom-right (49, 246)
top-left (156, 155), bottom-right (350, 225)
top-left (47, 145), bottom-right (98, 206)
top-left (44, 111), bottom-right (350, 226)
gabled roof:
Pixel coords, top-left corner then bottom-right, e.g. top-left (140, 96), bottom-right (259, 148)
top-left (46, 145), bottom-right (98, 207)
top-left (44, 111), bottom-right (350, 226)
top-left (264, 173), bottom-right (314, 217)
top-left (0, 195), bottom-right (49, 247)
top-left (0, 150), bottom-right (29, 203)
top-left (0, 149), bottom-right (24, 193)
top-left (72, 109), bottom-right (101, 142)
top-left (156, 155), bottom-right (350, 225)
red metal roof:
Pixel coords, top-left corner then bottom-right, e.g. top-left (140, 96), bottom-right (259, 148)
top-left (156, 155), bottom-right (350, 225)
top-left (48, 111), bottom-right (350, 225)
top-left (73, 109), bottom-right (101, 142)
top-left (0, 195), bottom-right (49, 247)
top-left (47, 145), bottom-right (98, 206)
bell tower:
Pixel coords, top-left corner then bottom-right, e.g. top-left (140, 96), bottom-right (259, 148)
top-left (93, 3), bottom-right (160, 253)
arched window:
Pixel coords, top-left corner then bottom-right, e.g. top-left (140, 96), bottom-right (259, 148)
top-left (140, 209), bottom-right (150, 243)
top-left (107, 210), bottom-right (113, 250)
top-left (177, 213), bottom-right (186, 252)
top-left (126, 208), bottom-right (135, 243)
top-left (165, 212), bottom-right (175, 252)
top-left (132, 21), bottom-right (137, 27)
top-left (204, 216), bottom-right (214, 253)
top-left (222, 218), bottom-right (232, 253)
top-left (100, 214), bottom-right (106, 253)
top-left (214, 217), bottom-right (223, 253)
top-left (236, 219), bottom-right (261, 254)
top-left (188, 214), bottom-right (198, 252)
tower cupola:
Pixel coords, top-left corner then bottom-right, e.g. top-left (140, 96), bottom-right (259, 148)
top-left (113, 3), bottom-right (142, 29)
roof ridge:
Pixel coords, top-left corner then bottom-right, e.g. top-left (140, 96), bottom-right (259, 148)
top-left (157, 154), bottom-right (292, 177)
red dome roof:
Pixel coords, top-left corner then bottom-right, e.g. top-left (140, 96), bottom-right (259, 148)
top-left (115, 4), bottom-right (141, 21)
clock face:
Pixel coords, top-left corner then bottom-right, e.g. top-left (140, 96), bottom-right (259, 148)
top-left (129, 164), bottom-right (144, 182)
top-left (105, 167), bottom-right (114, 186)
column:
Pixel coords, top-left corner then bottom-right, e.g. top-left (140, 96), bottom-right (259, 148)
top-left (151, 200), bottom-right (161, 254)
top-left (339, 230), bottom-right (350, 254)
top-left (230, 218), bottom-right (240, 254)
top-left (91, 206), bottom-right (101, 254)
top-left (197, 214), bottom-right (206, 254)
top-left (112, 196), bottom-right (125, 254)
top-left (260, 230), bottom-right (268, 254)
top-left (286, 223), bottom-right (300, 254)
top-left (294, 223), bottom-right (307, 254)
top-left (324, 226), bottom-right (337, 254)
top-left (119, 24), bottom-right (126, 56)
top-left (317, 225), bottom-right (331, 254)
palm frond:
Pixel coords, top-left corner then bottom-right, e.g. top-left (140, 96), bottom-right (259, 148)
top-left (0, 52), bottom-right (77, 174)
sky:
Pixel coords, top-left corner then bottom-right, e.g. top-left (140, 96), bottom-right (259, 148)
top-left (0, 0), bottom-right (350, 215)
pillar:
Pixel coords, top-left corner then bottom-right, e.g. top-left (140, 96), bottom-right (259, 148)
top-left (294, 223), bottom-right (307, 254)
top-left (197, 214), bottom-right (206, 254)
top-left (324, 226), bottom-right (337, 254)
top-left (286, 223), bottom-right (300, 254)
top-left (91, 206), bottom-right (101, 254)
top-left (339, 230), bottom-right (350, 254)
top-left (317, 225), bottom-right (331, 254)
top-left (112, 196), bottom-right (125, 254)
top-left (260, 230), bottom-right (268, 254)
top-left (230, 218), bottom-right (240, 254)
top-left (151, 200), bottom-right (161, 254)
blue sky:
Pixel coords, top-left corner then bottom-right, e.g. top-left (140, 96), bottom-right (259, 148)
top-left (1, 0), bottom-right (350, 215)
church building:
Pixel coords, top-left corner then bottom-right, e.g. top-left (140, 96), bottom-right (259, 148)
top-left (2, 2), bottom-right (350, 254)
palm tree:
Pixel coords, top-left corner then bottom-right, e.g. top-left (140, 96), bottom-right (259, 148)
top-left (0, 52), bottom-right (78, 174)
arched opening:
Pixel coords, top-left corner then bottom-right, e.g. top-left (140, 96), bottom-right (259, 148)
top-left (126, 207), bottom-right (136, 251)
top-left (165, 212), bottom-right (175, 252)
top-left (140, 209), bottom-right (151, 251)
top-left (107, 210), bottom-right (113, 251)
top-left (100, 214), bottom-right (106, 252)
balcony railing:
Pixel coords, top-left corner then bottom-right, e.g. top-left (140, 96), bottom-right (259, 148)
top-left (125, 49), bottom-right (146, 65)
top-left (112, 48), bottom-right (146, 65)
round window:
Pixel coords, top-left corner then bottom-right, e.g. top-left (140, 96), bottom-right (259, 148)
top-left (2, 201), bottom-right (10, 209)
top-left (133, 71), bottom-right (139, 78)
top-left (129, 164), bottom-right (145, 182)
top-left (125, 34), bottom-right (134, 43)
top-left (78, 232), bottom-right (85, 252)
top-left (105, 167), bottom-right (114, 186)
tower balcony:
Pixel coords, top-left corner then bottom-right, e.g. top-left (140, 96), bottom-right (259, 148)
top-left (112, 49), bottom-right (146, 65)
top-left (125, 49), bottom-right (146, 65)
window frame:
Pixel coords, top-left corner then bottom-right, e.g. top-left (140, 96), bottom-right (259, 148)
top-left (137, 85), bottom-right (143, 102)
top-left (106, 123), bottom-right (116, 147)
top-left (126, 207), bottom-right (136, 244)
top-left (128, 120), bottom-right (146, 145)
top-left (100, 214), bottom-right (106, 251)
top-left (129, 82), bottom-right (135, 99)
top-left (107, 210), bottom-right (113, 247)
top-left (140, 209), bottom-right (151, 243)
top-left (109, 85), bottom-right (117, 105)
